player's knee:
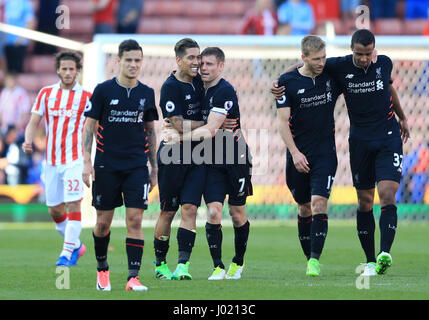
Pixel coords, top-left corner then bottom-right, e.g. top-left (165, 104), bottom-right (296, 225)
top-left (126, 213), bottom-right (143, 230)
top-left (311, 197), bottom-right (328, 214)
top-left (49, 204), bottom-right (65, 220)
top-left (378, 188), bottom-right (397, 206)
top-left (357, 192), bottom-right (374, 211)
top-left (298, 203), bottom-right (312, 217)
top-left (94, 221), bottom-right (111, 236)
top-left (207, 203), bottom-right (223, 222)
top-left (159, 210), bottom-right (176, 223)
top-left (181, 203), bottom-right (198, 217)
top-left (66, 200), bottom-right (81, 213)
top-left (229, 205), bottom-right (246, 225)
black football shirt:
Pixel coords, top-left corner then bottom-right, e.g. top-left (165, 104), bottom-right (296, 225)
top-left (276, 68), bottom-right (341, 156)
top-left (84, 77), bottom-right (159, 171)
top-left (324, 54), bottom-right (400, 141)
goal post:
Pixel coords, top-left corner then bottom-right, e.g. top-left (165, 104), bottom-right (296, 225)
top-left (0, 20), bottom-right (428, 225)
top-left (89, 34), bottom-right (429, 225)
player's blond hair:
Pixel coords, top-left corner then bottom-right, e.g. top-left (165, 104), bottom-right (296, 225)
top-left (301, 35), bottom-right (326, 57)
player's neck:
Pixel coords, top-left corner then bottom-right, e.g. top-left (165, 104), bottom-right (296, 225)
top-left (117, 74), bottom-right (138, 88)
top-left (203, 75), bottom-right (222, 90)
top-left (60, 81), bottom-right (76, 90)
top-left (298, 65), bottom-right (318, 79)
top-left (174, 70), bottom-right (193, 83)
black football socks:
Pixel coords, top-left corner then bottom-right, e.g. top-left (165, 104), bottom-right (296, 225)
top-left (310, 214), bottom-right (328, 260)
top-left (205, 222), bottom-right (224, 269)
top-left (126, 238), bottom-right (144, 280)
top-left (297, 214), bottom-right (312, 260)
top-left (379, 204), bottom-right (398, 254)
top-left (154, 236), bottom-right (170, 266)
top-left (177, 227), bottom-right (196, 264)
top-left (93, 231), bottom-right (110, 271)
top-left (356, 209), bottom-right (376, 262)
top-left (232, 220), bottom-right (250, 266)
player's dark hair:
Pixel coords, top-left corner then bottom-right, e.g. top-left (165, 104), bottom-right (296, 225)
top-left (201, 47), bottom-right (225, 62)
top-left (174, 38), bottom-right (199, 58)
top-left (118, 39), bottom-right (143, 58)
top-left (55, 51), bottom-right (82, 70)
top-left (351, 29), bottom-right (375, 48)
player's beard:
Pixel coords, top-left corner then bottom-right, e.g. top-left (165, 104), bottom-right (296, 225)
top-left (60, 74), bottom-right (77, 88)
top-left (309, 64), bottom-right (324, 76)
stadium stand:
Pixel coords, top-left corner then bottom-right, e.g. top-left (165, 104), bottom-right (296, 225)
top-left (1, 0), bottom-right (428, 212)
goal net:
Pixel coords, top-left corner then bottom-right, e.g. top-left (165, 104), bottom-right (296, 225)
top-left (84, 34), bottom-right (429, 226)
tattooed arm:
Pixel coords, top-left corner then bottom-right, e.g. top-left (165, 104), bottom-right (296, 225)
top-left (145, 120), bottom-right (158, 192)
top-left (82, 117), bottom-right (98, 188)
top-left (167, 115), bottom-right (203, 133)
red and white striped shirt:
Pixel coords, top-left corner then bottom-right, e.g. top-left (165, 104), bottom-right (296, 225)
top-left (31, 81), bottom-right (92, 166)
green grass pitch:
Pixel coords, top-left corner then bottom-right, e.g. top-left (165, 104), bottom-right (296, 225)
top-left (0, 220), bottom-right (428, 300)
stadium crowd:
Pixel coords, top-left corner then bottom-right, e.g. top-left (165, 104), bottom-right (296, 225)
top-left (240, 0), bottom-right (429, 36)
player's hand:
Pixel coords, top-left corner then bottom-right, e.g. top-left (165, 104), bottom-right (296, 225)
top-left (162, 127), bottom-right (181, 145)
top-left (398, 117), bottom-right (410, 144)
top-left (372, 49), bottom-right (378, 63)
top-left (291, 150), bottom-right (310, 173)
top-left (22, 141), bottom-right (33, 154)
top-left (163, 118), bottom-right (173, 130)
top-left (82, 161), bottom-right (95, 188)
top-left (271, 80), bottom-right (285, 100)
top-left (222, 118), bottom-right (238, 130)
top-left (149, 168), bottom-right (158, 192)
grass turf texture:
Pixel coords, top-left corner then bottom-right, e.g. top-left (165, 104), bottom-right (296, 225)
top-left (0, 220), bottom-right (428, 300)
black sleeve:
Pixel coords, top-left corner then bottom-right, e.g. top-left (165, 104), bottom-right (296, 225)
top-left (211, 86), bottom-right (236, 116)
top-left (144, 88), bottom-right (159, 122)
top-left (385, 55), bottom-right (394, 84)
top-left (275, 75), bottom-right (292, 109)
top-left (85, 84), bottom-right (104, 120)
top-left (159, 82), bottom-right (184, 118)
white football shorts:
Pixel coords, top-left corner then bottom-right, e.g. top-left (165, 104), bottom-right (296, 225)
top-left (44, 159), bottom-right (84, 207)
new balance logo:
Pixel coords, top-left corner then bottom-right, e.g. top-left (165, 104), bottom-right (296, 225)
top-left (346, 74), bottom-right (354, 79)
top-left (297, 89), bottom-right (305, 94)
top-left (110, 99), bottom-right (119, 105)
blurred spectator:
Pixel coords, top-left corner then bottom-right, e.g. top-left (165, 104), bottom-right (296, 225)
top-left (341, 0), bottom-right (361, 20)
top-left (397, 142), bottom-right (429, 203)
top-left (116, 0), bottom-right (144, 34)
top-left (33, 0), bottom-right (60, 55)
top-left (4, 0), bottom-right (35, 73)
top-left (423, 19), bottom-right (429, 35)
top-left (0, 72), bottom-right (30, 138)
top-left (308, 0), bottom-right (340, 20)
top-left (0, 125), bottom-right (31, 185)
top-left (26, 128), bottom-right (45, 185)
top-left (90, 0), bottom-right (117, 34)
top-left (274, 0), bottom-right (287, 8)
top-left (240, 0), bottom-right (278, 35)
top-left (277, 0), bottom-right (315, 35)
top-left (370, 0), bottom-right (398, 19)
top-left (405, 0), bottom-right (429, 19)
top-left (0, 1), bottom-right (6, 79)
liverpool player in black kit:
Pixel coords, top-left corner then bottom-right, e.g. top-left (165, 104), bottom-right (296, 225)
top-left (164, 47), bottom-right (253, 280)
top-left (276, 36), bottom-right (341, 277)
top-left (83, 40), bottom-right (159, 291)
top-left (273, 30), bottom-right (410, 276)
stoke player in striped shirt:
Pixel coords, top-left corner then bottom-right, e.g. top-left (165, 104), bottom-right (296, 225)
top-left (22, 51), bottom-right (91, 267)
